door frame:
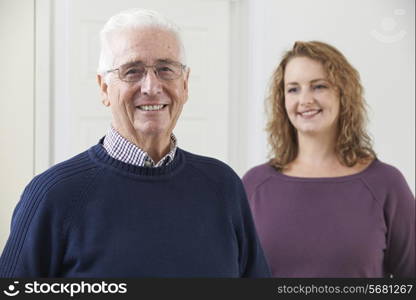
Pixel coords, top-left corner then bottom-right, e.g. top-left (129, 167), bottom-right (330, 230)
top-left (35, 0), bottom-right (52, 174)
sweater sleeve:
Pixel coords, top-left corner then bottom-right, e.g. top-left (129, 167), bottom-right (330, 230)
top-left (382, 169), bottom-right (415, 278)
top-left (0, 175), bottom-right (67, 277)
top-left (230, 176), bottom-right (271, 277)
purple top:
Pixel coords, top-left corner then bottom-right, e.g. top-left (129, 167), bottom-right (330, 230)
top-left (242, 159), bottom-right (415, 278)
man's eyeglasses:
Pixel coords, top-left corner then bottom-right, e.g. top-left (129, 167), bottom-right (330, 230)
top-left (106, 61), bottom-right (187, 82)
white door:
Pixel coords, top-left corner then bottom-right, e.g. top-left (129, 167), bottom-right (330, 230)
top-left (53, 0), bottom-right (231, 165)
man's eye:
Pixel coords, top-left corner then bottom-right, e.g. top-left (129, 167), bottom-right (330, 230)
top-left (157, 66), bottom-right (174, 73)
top-left (125, 68), bottom-right (143, 75)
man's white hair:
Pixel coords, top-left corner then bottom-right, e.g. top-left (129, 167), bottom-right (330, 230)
top-left (97, 8), bottom-right (186, 76)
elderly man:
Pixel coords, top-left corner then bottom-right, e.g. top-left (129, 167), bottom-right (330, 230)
top-left (0, 9), bottom-right (270, 277)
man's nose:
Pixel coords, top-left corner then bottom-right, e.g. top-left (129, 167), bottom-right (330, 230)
top-left (140, 69), bottom-right (163, 95)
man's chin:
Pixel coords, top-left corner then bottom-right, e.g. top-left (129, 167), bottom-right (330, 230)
top-left (134, 124), bottom-right (170, 138)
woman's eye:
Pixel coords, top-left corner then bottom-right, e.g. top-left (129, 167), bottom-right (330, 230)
top-left (314, 84), bottom-right (327, 90)
top-left (287, 87), bottom-right (298, 93)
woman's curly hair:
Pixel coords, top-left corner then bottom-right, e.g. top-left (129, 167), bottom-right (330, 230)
top-left (266, 41), bottom-right (376, 170)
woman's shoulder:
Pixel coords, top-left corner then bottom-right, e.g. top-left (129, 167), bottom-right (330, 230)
top-left (361, 159), bottom-right (414, 198)
top-left (242, 162), bottom-right (278, 192)
top-left (243, 162), bottom-right (276, 179)
top-left (363, 159), bottom-right (407, 183)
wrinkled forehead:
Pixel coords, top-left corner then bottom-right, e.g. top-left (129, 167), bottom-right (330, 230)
top-left (108, 27), bottom-right (182, 66)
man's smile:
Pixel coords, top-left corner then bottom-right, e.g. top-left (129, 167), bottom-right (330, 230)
top-left (136, 104), bottom-right (168, 111)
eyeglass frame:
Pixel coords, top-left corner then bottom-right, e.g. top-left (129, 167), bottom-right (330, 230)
top-left (105, 60), bottom-right (187, 83)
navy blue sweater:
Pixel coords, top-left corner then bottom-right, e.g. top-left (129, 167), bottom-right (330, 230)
top-left (0, 141), bottom-right (270, 277)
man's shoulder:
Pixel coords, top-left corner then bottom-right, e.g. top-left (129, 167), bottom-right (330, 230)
top-left (25, 148), bottom-right (99, 203)
top-left (9, 147), bottom-right (101, 231)
top-left (180, 149), bottom-right (239, 181)
top-left (39, 148), bottom-right (96, 179)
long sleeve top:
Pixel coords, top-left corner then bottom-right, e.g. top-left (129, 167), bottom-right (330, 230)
top-left (243, 159), bottom-right (415, 277)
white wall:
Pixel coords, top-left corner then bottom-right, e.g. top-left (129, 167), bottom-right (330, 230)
top-left (244, 0), bottom-right (415, 193)
top-left (0, 0), bottom-right (35, 252)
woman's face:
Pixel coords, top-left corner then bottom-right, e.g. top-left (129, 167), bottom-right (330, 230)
top-left (284, 56), bottom-right (340, 137)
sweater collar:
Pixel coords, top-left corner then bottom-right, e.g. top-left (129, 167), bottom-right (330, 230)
top-left (89, 137), bottom-right (185, 177)
top-left (103, 126), bottom-right (178, 168)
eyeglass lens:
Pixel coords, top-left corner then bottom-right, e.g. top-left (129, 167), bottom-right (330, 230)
top-left (119, 62), bottom-right (183, 82)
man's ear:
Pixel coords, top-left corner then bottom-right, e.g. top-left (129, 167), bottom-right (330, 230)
top-left (183, 67), bottom-right (190, 103)
top-left (97, 74), bottom-right (110, 106)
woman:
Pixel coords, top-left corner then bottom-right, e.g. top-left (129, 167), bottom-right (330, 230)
top-left (242, 41), bottom-right (415, 278)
